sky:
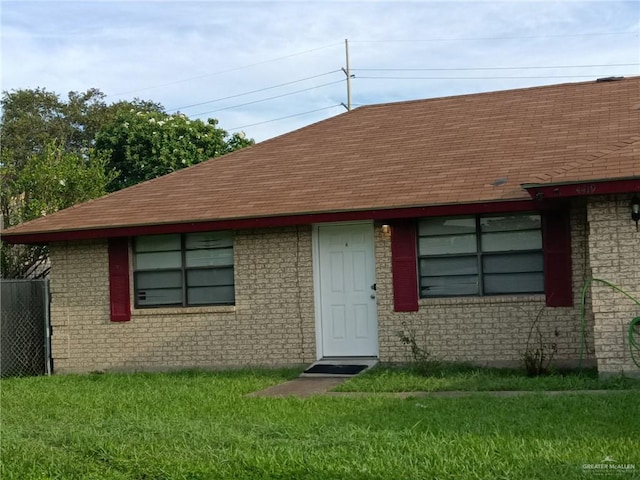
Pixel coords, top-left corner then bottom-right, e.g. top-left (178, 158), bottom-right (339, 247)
top-left (1, 1), bottom-right (639, 143)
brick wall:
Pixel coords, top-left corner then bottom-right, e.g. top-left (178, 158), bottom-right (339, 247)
top-left (587, 194), bottom-right (640, 377)
top-left (374, 202), bottom-right (596, 368)
top-left (50, 206), bottom-right (603, 374)
top-left (49, 227), bottom-right (316, 373)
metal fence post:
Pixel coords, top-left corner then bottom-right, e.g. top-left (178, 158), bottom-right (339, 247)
top-left (43, 279), bottom-right (52, 376)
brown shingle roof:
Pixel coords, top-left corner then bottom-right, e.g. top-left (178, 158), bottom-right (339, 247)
top-left (3, 76), bottom-right (639, 239)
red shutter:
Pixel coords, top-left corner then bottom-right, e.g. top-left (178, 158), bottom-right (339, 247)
top-left (391, 221), bottom-right (419, 312)
top-left (542, 208), bottom-right (573, 307)
top-left (108, 237), bottom-right (131, 322)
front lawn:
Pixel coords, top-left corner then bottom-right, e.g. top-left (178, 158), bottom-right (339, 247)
top-left (335, 364), bottom-right (640, 393)
top-left (1, 369), bottom-right (639, 479)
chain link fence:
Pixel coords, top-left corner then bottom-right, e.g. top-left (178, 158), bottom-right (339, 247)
top-left (1, 279), bottom-right (50, 378)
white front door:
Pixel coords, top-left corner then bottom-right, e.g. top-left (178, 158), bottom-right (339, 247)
top-left (316, 223), bottom-right (378, 357)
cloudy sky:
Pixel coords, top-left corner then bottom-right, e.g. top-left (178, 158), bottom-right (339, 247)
top-left (2, 1), bottom-right (639, 142)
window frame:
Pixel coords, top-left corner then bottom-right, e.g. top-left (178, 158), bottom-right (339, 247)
top-left (417, 213), bottom-right (544, 298)
top-left (133, 232), bottom-right (234, 308)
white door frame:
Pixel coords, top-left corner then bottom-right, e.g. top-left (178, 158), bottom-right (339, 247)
top-left (312, 221), bottom-right (378, 359)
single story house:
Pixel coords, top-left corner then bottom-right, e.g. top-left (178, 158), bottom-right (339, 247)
top-left (2, 76), bottom-right (639, 377)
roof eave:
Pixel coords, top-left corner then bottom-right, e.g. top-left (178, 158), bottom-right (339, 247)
top-left (522, 177), bottom-right (640, 200)
top-left (2, 198), bottom-right (541, 245)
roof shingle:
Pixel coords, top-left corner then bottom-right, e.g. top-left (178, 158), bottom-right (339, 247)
top-left (3, 76), bottom-right (639, 239)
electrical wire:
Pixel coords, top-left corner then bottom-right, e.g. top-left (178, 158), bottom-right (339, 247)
top-left (228, 104), bottom-right (342, 131)
top-left (353, 63), bottom-right (639, 72)
top-left (109, 30), bottom-right (638, 136)
top-left (350, 30), bottom-right (638, 43)
top-left (107, 31), bottom-right (637, 97)
top-left (178, 62), bottom-right (637, 116)
top-left (358, 75), bottom-right (637, 80)
top-left (190, 79), bottom-right (345, 117)
top-left (168, 70), bottom-right (342, 112)
top-left (108, 41), bottom-right (343, 97)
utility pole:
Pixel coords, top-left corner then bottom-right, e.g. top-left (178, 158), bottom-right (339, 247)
top-left (341, 38), bottom-right (354, 111)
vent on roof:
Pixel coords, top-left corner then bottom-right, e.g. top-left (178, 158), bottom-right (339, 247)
top-left (491, 177), bottom-right (508, 187)
top-left (596, 76), bottom-right (624, 82)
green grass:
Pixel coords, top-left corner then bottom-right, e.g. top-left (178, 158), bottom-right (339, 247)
top-left (335, 364), bottom-right (640, 393)
top-left (2, 368), bottom-right (639, 479)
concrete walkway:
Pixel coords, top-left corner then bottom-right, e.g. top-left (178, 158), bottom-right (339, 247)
top-left (246, 377), bottom-right (623, 398)
top-left (246, 377), bottom-right (347, 398)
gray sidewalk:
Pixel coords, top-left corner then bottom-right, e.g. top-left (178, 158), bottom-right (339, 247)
top-left (246, 377), bottom-right (622, 399)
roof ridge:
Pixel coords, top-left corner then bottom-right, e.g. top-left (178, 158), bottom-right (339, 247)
top-left (357, 75), bottom-right (640, 111)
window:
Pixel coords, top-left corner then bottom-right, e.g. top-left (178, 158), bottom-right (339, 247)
top-left (418, 214), bottom-right (543, 297)
top-left (134, 231), bottom-right (234, 307)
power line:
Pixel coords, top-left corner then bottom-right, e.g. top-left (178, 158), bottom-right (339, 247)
top-left (108, 41), bottom-right (343, 97)
top-left (351, 30), bottom-right (638, 43)
top-left (353, 63), bottom-right (639, 72)
top-left (179, 63), bottom-right (638, 117)
top-left (191, 80), bottom-right (345, 117)
top-left (106, 31), bottom-right (637, 98)
top-left (357, 74), bottom-right (638, 80)
top-left (229, 104), bottom-right (342, 131)
top-left (117, 30), bottom-right (637, 134)
top-left (169, 70), bottom-right (342, 112)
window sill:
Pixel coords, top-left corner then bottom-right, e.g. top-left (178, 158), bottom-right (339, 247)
top-left (420, 294), bottom-right (545, 306)
top-left (131, 305), bottom-right (236, 316)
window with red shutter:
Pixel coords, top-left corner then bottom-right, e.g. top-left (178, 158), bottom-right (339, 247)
top-left (417, 214), bottom-right (544, 297)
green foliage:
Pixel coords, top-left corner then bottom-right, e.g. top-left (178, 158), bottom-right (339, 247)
top-left (0, 87), bottom-right (253, 278)
top-left (1, 88), bottom-right (113, 277)
top-left (1, 370), bottom-right (639, 479)
top-left (95, 109), bottom-right (253, 191)
top-left (1, 88), bottom-right (92, 171)
top-left (18, 141), bottom-right (114, 220)
top-left (1, 141), bottom-right (115, 277)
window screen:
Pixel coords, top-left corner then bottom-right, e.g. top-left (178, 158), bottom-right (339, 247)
top-left (418, 214), bottom-right (543, 297)
top-left (134, 231), bottom-right (234, 307)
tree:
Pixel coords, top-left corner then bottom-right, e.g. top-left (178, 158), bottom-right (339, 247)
top-left (17, 141), bottom-right (113, 221)
top-left (1, 87), bottom-right (253, 278)
top-left (1, 88), bottom-right (118, 278)
top-left (1, 141), bottom-right (114, 278)
top-left (0, 88), bottom-right (107, 171)
top-left (95, 109), bottom-right (253, 192)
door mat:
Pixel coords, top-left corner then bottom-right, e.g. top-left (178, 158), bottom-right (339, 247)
top-left (303, 364), bottom-right (368, 375)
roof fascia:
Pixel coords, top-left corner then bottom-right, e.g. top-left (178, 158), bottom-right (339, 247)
top-left (523, 178), bottom-right (640, 201)
top-left (2, 199), bottom-right (543, 245)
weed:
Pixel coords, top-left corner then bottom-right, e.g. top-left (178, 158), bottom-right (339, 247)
top-left (521, 307), bottom-right (558, 376)
top-left (397, 320), bottom-right (443, 375)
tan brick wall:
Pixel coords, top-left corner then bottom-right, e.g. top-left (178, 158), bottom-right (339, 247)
top-left (49, 227), bottom-right (316, 373)
top-left (50, 207), bottom-right (603, 373)
top-left (587, 194), bottom-right (640, 377)
top-left (374, 203), bottom-right (596, 368)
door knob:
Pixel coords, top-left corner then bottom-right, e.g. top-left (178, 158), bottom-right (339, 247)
top-left (370, 294), bottom-right (376, 299)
